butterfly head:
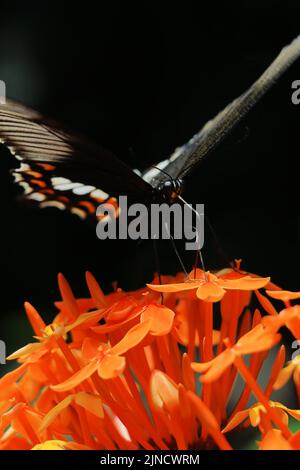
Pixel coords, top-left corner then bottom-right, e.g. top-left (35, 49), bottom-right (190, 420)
top-left (156, 178), bottom-right (184, 203)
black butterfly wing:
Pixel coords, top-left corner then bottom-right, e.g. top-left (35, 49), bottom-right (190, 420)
top-left (0, 100), bottom-right (152, 219)
top-left (149, 34), bottom-right (300, 187)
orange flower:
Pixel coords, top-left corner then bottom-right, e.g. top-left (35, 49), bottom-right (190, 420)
top-left (263, 305), bottom-right (300, 338)
top-left (266, 289), bottom-right (300, 302)
top-left (32, 440), bottom-right (92, 450)
top-left (173, 306), bottom-right (220, 347)
top-left (223, 401), bottom-right (300, 434)
top-left (2, 267), bottom-right (300, 450)
top-left (51, 319), bottom-right (152, 389)
top-left (274, 359), bottom-right (300, 393)
top-left (149, 371), bottom-right (231, 450)
top-left (147, 268), bottom-right (270, 303)
top-left (259, 428), bottom-right (300, 450)
top-left (259, 429), bottom-right (294, 450)
top-left (39, 392), bottom-right (104, 432)
top-left (91, 301), bottom-right (174, 335)
top-left (191, 324), bottom-right (281, 382)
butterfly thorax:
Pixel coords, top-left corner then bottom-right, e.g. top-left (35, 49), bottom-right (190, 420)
top-left (154, 178), bottom-right (184, 203)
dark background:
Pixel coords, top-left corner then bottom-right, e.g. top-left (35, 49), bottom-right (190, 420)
top-left (0, 0), bottom-right (300, 332)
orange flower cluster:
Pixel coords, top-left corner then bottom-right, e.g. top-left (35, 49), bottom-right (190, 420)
top-left (1, 262), bottom-right (300, 450)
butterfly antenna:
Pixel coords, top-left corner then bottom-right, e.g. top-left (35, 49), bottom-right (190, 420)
top-left (150, 166), bottom-right (174, 181)
top-left (179, 194), bottom-right (233, 269)
top-left (164, 222), bottom-right (188, 277)
top-left (191, 237), bottom-right (207, 280)
top-left (177, 195), bottom-right (200, 218)
top-left (177, 195), bottom-right (209, 280)
top-left (197, 247), bottom-right (207, 277)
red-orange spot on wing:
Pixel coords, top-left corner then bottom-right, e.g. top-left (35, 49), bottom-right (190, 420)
top-left (30, 179), bottom-right (47, 188)
top-left (78, 201), bottom-right (95, 214)
top-left (36, 163), bottom-right (56, 171)
top-left (27, 171), bottom-right (43, 178)
top-left (40, 189), bottom-right (55, 195)
top-left (56, 196), bottom-right (70, 204)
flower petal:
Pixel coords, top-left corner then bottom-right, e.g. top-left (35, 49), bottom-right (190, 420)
top-left (32, 440), bottom-right (91, 450)
top-left (109, 319), bottom-right (152, 356)
top-left (82, 337), bottom-right (101, 361)
top-left (85, 271), bottom-right (107, 308)
top-left (74, 392), bottom-right (104, 418)
top-left (51, 360), bottom-right (98, 392)
top-left (273, 362), bottom-right (295, 390)
top-left (192, 349), bottom-right (236, 383)
top-left (249, 405), bottom-right (262, 427)
top-left (141, 304), bottom-right (175, 336)
top-left (266, 290), bottom-right (300, 301)
top-left (219, 276), bottom-right (270, 291)
top-left (98, 354), bottom-right (126, 379)
top-left (57, 273), bottom-right (79, 321)
top-left (255, 290), bottom-right (278, 316)
top-left (32, 440), bottom-right (69, 450)
top-left (234, 324), bottom-right (280, 355)
top-left (196, 282), bottom-right (225, 302)
top-left (7, 343), bottom-right (42, 361)
top-left (65, 310), bottom-right (104, 332)
top-left (273, 401), bottom-right (300, 421)
top-left (222, 409), bottom-right (250, 433)
top-left (259, 429), bottom-right (293, 450)
top-left (24, 302), bottom-right (46, 336)
top-left (150, 371), bottom-right (179, 408)
top-left (106, 297), bottom-right (138, 323)
top-left (146, 282), bottom-right (198, 293)
top-left (39, 395), bottom-right (74, 432)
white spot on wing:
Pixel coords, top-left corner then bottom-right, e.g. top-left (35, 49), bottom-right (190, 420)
top-left (27, 192), bottom-right (47, 202)
top-left (40, 200), bottom-right (65, 210)
top-left (19, 181), bottom-right (33, 194)
top-left (51, 177), bottom-right (70, 185)
top-left (55, 182), bottom-right (82, 191)
top-left (91, 189), bottom-right (109, 200)
top-left (73, 185), bottom-right (95, 195)
top-left (12, 173), bottom-right (23, 183)
top-left (71, 207), bottom-right (87, 219)
top-left (16, 163), bottom-right (31, 173)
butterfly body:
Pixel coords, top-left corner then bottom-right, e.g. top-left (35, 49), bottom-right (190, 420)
top-left (154, 178), bottom-right (184, 203)
top-left (1, 34), bottom-right (300, 221)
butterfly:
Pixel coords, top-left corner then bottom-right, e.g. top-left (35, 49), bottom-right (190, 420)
top-left (1, 34), bottom-right (300, 222)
